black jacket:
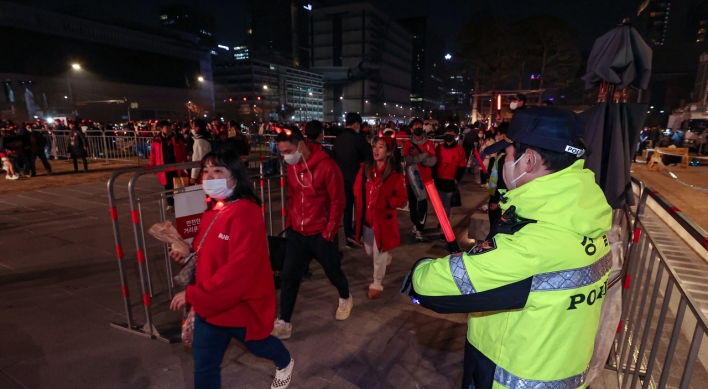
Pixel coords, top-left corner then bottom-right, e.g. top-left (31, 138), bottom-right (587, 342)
top-left (333, 128), bottom-right (372, 187)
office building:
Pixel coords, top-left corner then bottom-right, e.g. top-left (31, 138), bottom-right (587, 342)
top-left (398, 17), bottom-right (445, 113)
top-left (213, 59), bottom-right (324, 122)
top-left (160, 4), bottom-right (218, 54)
top-left (246, 0), bottom-right (312, 68)
top-left (312, 3), bottom-right (412, 123)
top-left (637, 0), bottom-right (708, 109)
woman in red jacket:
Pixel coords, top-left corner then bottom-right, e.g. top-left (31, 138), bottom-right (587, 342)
top-left (353, 136), bottom-right (408, 299)
top-left (169, 148), bottom-right (294, 389)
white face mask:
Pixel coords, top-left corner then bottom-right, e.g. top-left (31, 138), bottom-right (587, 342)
top-left (203, 178), bottom-right (235, 200)
top-left (503, 151), bottom-right (536, 190)
top-left (283, 144), bottom-right (303, 165)
top-left (510, 101), bottom-right (519, 110)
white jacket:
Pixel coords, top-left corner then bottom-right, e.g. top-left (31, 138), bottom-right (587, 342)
top-left (191, 137), bottom-right (211, 179)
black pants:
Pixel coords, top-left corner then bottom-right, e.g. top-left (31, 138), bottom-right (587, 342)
top-left (164, 171), bottom-right (178, 206)
top-left (71, 153), bottom-right (88, 172)
top-left (343, 184), bottom-right (355, 239)
top-left (407, 185), bottom-right (427, 232)
top-left (29, 151), bottom-right (52, 175)
top-left (486, 199), bottom-right (502, 241)
top-left (279, 228), bottom-right (349, 323)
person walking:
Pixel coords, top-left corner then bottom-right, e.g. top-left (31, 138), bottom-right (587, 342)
top-left (272, 126), bottom-right (352, 340)
top-left (404, 107), bottom-right (612, 389)
top-left (333, 112), bottom-right (373, 248)
top-left (434, 125), bottom-right (466, 240)
top-left (189, 119), bottom-right (212, 185)
top-left (68, 121), bottom-right (89, 173)
top-left (403, 118), bottom-right (437, 242)
top-left (149, 120), bottom-right (188, 212)
top-left (26, 123), bottom-right (52, 176)
top-left (484, 123), bottom-right (509, 240)
top-left (169, 148), bottom-right (294, 389)
top-left (353, 136), bottom-right (407, 299)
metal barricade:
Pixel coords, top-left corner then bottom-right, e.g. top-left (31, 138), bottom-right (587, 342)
top-left (609, 178), bottom-right (708, 388)
top-left (106, 157), bottom-right (287, 342)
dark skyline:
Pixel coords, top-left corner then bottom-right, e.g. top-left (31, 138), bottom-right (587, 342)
top-left (20, 0), bottom-right (641, 53)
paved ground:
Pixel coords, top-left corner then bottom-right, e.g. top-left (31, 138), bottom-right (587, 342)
top-left (0, 169), bottom-right (499, 389)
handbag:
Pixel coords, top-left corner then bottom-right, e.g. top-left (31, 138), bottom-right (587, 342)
top-left (182, 307), bottom-right (195, 348)
top-left (451, 187), bottom-right (462, 207)
top-left (173, 204), bottom-right (229, 287)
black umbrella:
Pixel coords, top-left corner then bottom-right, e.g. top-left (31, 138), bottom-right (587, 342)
top-left (582, 22), bottom-right (652, 90)
top-left (580, 21), bottom-right (652, 209)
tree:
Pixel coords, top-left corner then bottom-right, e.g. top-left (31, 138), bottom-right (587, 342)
top-left (519, 15), bottom-right (582, 104)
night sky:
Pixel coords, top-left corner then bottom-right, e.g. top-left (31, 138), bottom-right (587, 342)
top-left (23, 0), bottom-right (642, 53)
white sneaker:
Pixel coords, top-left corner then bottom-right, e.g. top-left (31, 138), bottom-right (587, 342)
top-left (415, 231), bottom-right (424, 242)
top-left (412, 226), bottom-right (417, 235)
top-left (9, 175), bottom-right (18, 180)
top-left (271, 319), bottom-right (292, 340)
top-left (271, 358), bottom-right (294, 389)
top-left (335, 296), bottom-right (353, 320)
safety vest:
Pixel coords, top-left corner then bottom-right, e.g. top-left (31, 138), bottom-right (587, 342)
top-left (487, 152), bottom-right (505, 196)
top-left (412, 160), bottom-right (612, 388)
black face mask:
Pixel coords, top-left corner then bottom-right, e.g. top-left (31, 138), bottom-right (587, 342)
top-left (413, 128), bottom-right (424, 136)
top-left (444, 134), bottom-right (456, 143)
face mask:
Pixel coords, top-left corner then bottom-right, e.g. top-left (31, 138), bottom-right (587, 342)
top-left (190, 129), bottom-right (197, 135)
top-left (284, 149), bottom-right (302, 165)
top-left (503, 151), bottom-right (536, 190)
top-left (510, 101), bottom-right (519, 110)
top-left (413, 127), bottom-right (424, 136)
top-left (444, 134), bottom-right (456, 143)
top-left (203, 178), bottom-right (235, 200)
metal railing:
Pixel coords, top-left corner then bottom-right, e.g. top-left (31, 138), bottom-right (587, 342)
top-left (610, 177), bottom-right (708, 388)
top-left (44, 130), bottom-right (153, 164)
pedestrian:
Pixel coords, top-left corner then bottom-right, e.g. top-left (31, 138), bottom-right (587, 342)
top-left (149, 120), bottom-right (188, 212)
top-left (403, 118), bottom-right (437, 242)
top-left (479, 130), bottom-right (496, 187)
top-left (304, 120), bottom-right (333, 158)
top-left (272, 126), bottom-right (352, 340)
top-left (228, 120), bottom-right (251, 156)
top-left (404, 107), bottom-right (612, 389)
top-left (169, 148), bottom-right (294, 389)
top-left (0, 131), bottom-right (18, 180)
top-left (353, 136), bottom-right (407, 299)
top-left (332, 112), bottom-right (373, 248)
top-left (434, 125), bottom-right (466, 240)
top-left (484, 123), bottom-right (509, 239)
top-left (68, 120), bottom-right (89, 173)
top-left (189, 119), bottom-right (211, 185)
top-left (26, 123), bottom-right (52, 176)
top-left (509, 93), bottom-right (527, 112)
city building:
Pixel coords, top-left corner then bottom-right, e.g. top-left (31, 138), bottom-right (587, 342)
top-left (246, 0), bottom-right (312, 68)
top-left (159, 4), bottom-right (218, 55)
top-left (311, 3), bottom-right (412, 123)
top-left (213, 59), bottom-right (324, 122)
top-left (0, 0), bottom-right (213, 122)
top-left (398, 17), bottom-right (446, 114)
top-left (637, 0), bottom-right (708, 110)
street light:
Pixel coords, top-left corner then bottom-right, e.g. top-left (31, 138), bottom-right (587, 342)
top-left (263, 85), bottom-right (269, 90)
top-left (71, 63), bottom-right (81, 70)
top-left (198, 76), bottom-right (205, 82)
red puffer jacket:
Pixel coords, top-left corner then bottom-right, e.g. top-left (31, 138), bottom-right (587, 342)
top-left (285, 143), bottom-right (345, 240)
top-left (185, 199), bottom-right (275, 341)
top-left (353, 165), bottom-right (408, 252)
top-left (149, 134), bottom-right (188, 185)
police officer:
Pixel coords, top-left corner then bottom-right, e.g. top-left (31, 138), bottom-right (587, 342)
top-left (402, 107), bottom-right (612, 389)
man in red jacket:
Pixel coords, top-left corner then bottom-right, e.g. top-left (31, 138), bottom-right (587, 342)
top-left (435, 125), bottom-right (466, 240)
top-left (149, 120), bottom-right (188, 212)
top-left (272, 126), bottom-right (352, 340)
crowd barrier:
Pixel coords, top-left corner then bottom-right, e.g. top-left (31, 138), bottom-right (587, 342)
top-left (43, 130), bottom-right (154, 164)
top-left (106, 157), bottom-right (287, 342)
top-left (607, 177), bottom-right (708, 388)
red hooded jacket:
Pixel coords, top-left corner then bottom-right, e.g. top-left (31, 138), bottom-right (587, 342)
top-left (185, 199), bottom-right (275, 341)
top-left (149, 133), bottom-right (188, 185)
top-left (353, 164), bottom-right (408, 252)
top-left (285, 143), bottom-right (345, 241)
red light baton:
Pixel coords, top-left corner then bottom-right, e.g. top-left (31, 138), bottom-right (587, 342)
top-left (425, 180), bottom-right (462, 253)
top-left (474, 149), bottom-right (488, 175)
